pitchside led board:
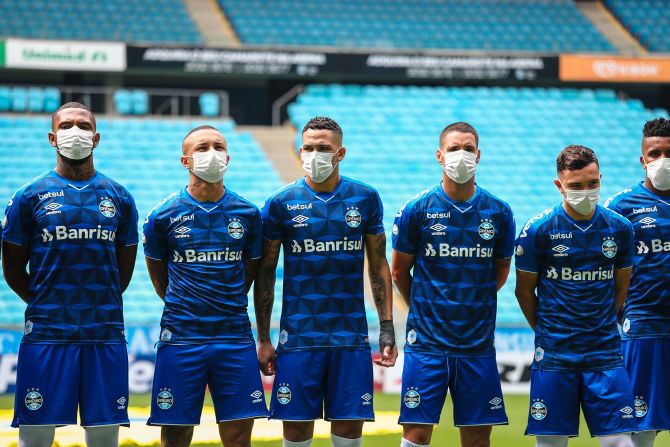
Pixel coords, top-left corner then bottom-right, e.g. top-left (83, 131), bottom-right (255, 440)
top-left (0, 326), bottom-right (535, 395)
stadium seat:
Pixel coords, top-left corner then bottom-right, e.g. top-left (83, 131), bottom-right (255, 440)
top-left (28, 87), bottom-right (45, 113)
top-left (131, 90), bottom-right (149, 115)
top-left (199, 93), bottom-right (221, 117)
top-left (43, 87), bottom-right (61, 113)
top-left (0, 115), bottom-right (283, 328)
top-left (0, 0), bottom-right (203, 45)
top-left (288, 84), bottom-right (668, 324)
top-left (219, 0), bottom-right (615, 52)
top-left (0, 87), bottom-right (10, 112)
top-left (113, 90), bottom-right (133, 115)
top-left (10, 87), bottom-right (28, 112)
top-left (605, 0), bottom-right (670, 52)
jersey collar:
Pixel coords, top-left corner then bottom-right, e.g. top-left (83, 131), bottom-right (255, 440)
top-left (51, 169), bottom-right (99, 191)
top-left (558, 202), bottom-right (600, 232)
top-left (436, 182), bottom-right (480, 213)
top-left (638, 181), bottom-right (670, 206)
top-left (301, 176), bottom-right (344, 203)
top-left (181, 186), bottom-right (229, 213)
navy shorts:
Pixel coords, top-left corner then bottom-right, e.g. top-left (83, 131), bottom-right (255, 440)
top-left (269, 348), bottom-right (374, 421)
top-left (526, 367), bottom-right (637, 437)
top-left (148, 342), bottom-right (268, 425)
top-left (398, 351), bottom-right (508, 426)
top-left (12, 343), bottom-right (129, 427)
top-left (622, 338), bottom-right (670, 432)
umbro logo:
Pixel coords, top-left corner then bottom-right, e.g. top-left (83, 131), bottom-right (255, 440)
top-left (552, 245), bottom-right (569, 257)
top-left (639, 217), bottom-right (655, 225)
top-left (292, 215), bottom-right (309, 227)
top-left (174, 226), bottom-right (191, 234)
top-left (116, 396), bottom-right (127, 409)
top-left (429, 223), bottom-right (447, 233)
top-left (250, 390), bottom-right (263, 403)
top-left (620, 406), bottom-right (634, 418)
top-left (489, 397), bottom-right (503, 409)
top-left (362, 393), bottom-right (372, 406)
top-left (44, 202), bottom-right (62, 211)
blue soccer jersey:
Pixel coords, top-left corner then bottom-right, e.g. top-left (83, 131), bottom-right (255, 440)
top-left (392, 184), bottom-right (515, 354)
top-left (515, 204), bottom-right (634, 370)
top-left (2, 170), bottom-right (138, 343)
top-left (262, 176), bottom-right (385, 352)
top-left (605, 182), bottom-right (670, 339)
top-left (143, 187), bottom-right (262, 343)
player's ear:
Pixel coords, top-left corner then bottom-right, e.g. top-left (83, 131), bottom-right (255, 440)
top-left (92, 132), bottom-right (100, 149)
top-left (48, 132), bottom-right (57, 148)
top-left (640, 154), bottom-right (646, 169)
top-left (180, 155), bottom-right (191, 170)
top-left (476, 147), bottom-right (481, 164)
top-left (336, 147), bottom-right (346, 162)
top-left (553, 178), bottom-right (564, 194)
top-left (436, 148), bottom-right (443, 164)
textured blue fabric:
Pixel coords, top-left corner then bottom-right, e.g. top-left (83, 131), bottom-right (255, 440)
top-left (515, 204), bottom-right (634, 370)
top-left (262, 176), bottom-right (384, 351)
top-left (3, 169), bottom-right (138, 343)
top-left (392, 184), bottom-right (515, 355)
top-left (143, 187), bottom-right (262, 343)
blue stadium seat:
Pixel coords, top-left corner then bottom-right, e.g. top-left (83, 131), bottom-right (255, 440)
top-left (199, 93), bottom-right (221, 117)
top-left (28, 87), bottom-right (44, 113)
top-left (288, 84), bottom-right (667, 325)
top-left (0, 87), bottom-right (10, 112)
top-left (43, 87), bottom-right (61, 113)
top-left (219, 0), bottom-right (615, 52)
top-left (605, 0), bottom-right (670, 52)
top-left (113, 90), bottom-right (133, 116)
top-left (10, 87), bottom-right (28, 112)
top-left (131, 90), bottom-right (149, 115)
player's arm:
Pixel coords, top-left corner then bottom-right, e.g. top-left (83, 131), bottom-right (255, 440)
top-left (254, 238), bottom-right (281, 375)
top-left (614, 267), bottom-right (632, 320)
top-left (2, 241), bottom-right (30, 303)
top-left (515, 270), bottom-right (539, 331)
top-left (244, 259), bottom-right (261, 294)
top-left (116, 243), bottom-right (137, 293)
top-left (365, 232), bottom-right (397, 368)
top-left (494, 258), bottom-right (512, 291)
top-left (145, 257), bottom-right (168, 299)
top-left (391, 250), bottom-right (414, 306)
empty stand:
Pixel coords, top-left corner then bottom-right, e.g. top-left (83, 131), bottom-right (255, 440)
top-left (0, 0), bottom-right (202, 44)
top-left (288, 84), bottom-right (668, 324)
top-left (220, 0), bottom-right (614, 52)
top-left (605, 0), bottom-right (670, 52)
top-left (0, 116), bottom-right (282, 327)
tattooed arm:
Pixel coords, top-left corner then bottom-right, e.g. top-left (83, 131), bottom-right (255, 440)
top-left (364, 232), bottom-right (397, 367)
top-left (254, 238), bottom-right (281, 375)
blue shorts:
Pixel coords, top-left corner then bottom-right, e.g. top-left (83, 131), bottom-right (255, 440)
top-left (527, 367), bottom-right (637, 437)
top-left (398, 352), bottom-right (508, 426)
top-left (269, 348), bottom-right (374, 421)
top-left (12, 343), bottom-right (129, 428)
top-left (148, 342), bottom-right (268, 425)
top-left (622, 338), bottom-right (670, 432)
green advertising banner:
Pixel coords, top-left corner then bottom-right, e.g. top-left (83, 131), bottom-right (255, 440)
top-left (0, 40), bottom-right (5, 67)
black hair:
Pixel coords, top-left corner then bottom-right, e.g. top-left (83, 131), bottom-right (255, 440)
top-left (439, 122), bottom-right (479, 146)
top-left (183, 125), bottom-right (220, 141)
top-left (556, 145), bottom-right (599, 172)
top-left (51, 101), bottom-right (94, 128)
top-left (302, 116), bottom-right (343, 143)
top-left (643, 117), bottom-right (670, 138)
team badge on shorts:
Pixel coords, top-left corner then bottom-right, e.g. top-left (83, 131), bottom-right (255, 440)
top-left (279, 329), bottom-right (288, 345)
top-left (99, 199), bottom-right (116, 218)
top-left (407, 329), bottom-right (417, 345)
top-left (530, 399), bottom-right (547, 420)
top-left (478, 220), bottom-right (495, 240)
top-left (25, 389), bottom-right (43, 411)
top-left (634, 397), bottom-right (648, 418)
top-left (227, 219), bottom-right (244, 239)
top-left (345, 208), bottom-right (362, 228)
top-left (157, 388), bottom-right (174, 410)
top-left (602, 238), bottom-right (617, 258)
top-left (277, 384), bottom-right (292, 405)
top-left (404, 387), bottom-right (421, 409)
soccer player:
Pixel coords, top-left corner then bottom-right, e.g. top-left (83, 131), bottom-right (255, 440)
top-left (143, 125), bottom-right (267, 447)
top-left (2, 102), bottom-right (138, 447)
top-left (515, 145), bottom-right (637, 447)
top-left (604, 118), bottom-right (670, 447)
top-left (254, 116), bottom-right (397, 447)
top-left (391, 122), bottom-right (515, 447)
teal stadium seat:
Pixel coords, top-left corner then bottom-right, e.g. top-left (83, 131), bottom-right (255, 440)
top-left (43, 88), bottom-right (61, 113)
top-left (0, 0), bottom-right (203, 45)
top-left (199, 93), bottom-right (221, 117)
top-left (605, 0), bottom-right (670, 52)
top-left (219, 0), bottom-right (615, 52)
top-left (28, 87), bottom-right (44, 113)
top-left (0, 115), bottom-right (283, 329)
top-left (113, 90), bottom-right (133, 116)
top-left (10, 87), bottom-right (28, 112)
top-left (288, 84), bottom-right (669, 325)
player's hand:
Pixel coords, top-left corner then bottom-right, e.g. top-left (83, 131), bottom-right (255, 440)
top-left (374, 344), bottom-right (398, 367)
top-left (375, 320), bottom-right (397, 367)
top-left (257, 340), bottom-right (276, 376)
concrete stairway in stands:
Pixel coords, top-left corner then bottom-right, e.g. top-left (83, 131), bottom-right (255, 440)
top-left (576, 0), bottom-right (646, 55)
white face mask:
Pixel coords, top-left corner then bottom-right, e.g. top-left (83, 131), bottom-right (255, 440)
top-left (55, 126), bottom-right (95, 160)
top-left (442, 149), bottom-right (477, 184)
top-left (645, 158), bottom-right (670, 191)
top-left (189, 150), bottom-right (228, 183)
top-left (563, 186), bottom-right (600, 216)
top-left (301, 149), bottom-right (339, 183)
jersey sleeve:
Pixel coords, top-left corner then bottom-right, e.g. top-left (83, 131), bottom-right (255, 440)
top-left (116, 192), bottom-right (139, 246)
top-left (392, 199), bottom-right (420, 254)
top-left (514, 218), bottom-right (542, 273)
top-left (261, 195), bottom-right (284, 241)
top-left (366, 189), bottom-right (385, 235)
top-left (245, 207), bottom-right (263, 260)
top-left (2, 190), bottom-right (33, 246)
top-left (494, 205), bottom-right (516, 259)
top-left (142, 209), bottom-right (168, 261)
top-left (616, 219), bottom-right (635, 269)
